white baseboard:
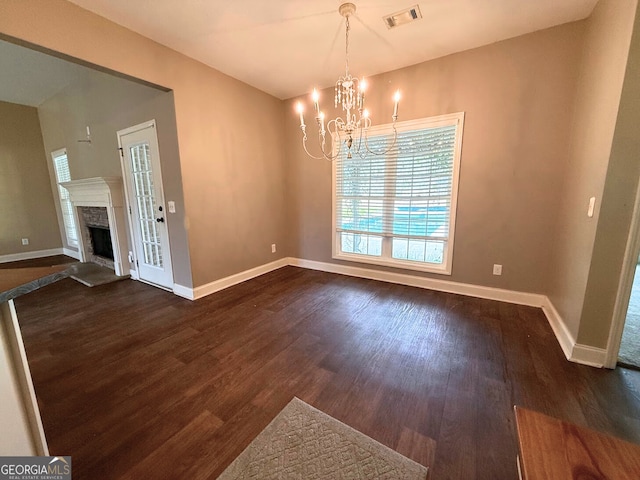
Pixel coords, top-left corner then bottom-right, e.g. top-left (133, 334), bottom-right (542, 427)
top-left (189, 257), bottom-right (290, 300)
top-left (186, 256), bottom-right (544, 307)
top-left (541, 297), bottom-right (574, 361)
top-left (62, 248), bottom-right (81, 260)
top-left (541, 297), bottom-right (606, 368)
top-left (0, 248), bottom-right (66, 264)
top-left (571, 344), bottom-right (607, 368)
top-left (289, 257), bottom-right (546, 307)
top-left (172, 283), bottom-right (194, 300)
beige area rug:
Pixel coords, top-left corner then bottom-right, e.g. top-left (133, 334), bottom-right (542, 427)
top-left (218, 398), bottom-right (428, 479)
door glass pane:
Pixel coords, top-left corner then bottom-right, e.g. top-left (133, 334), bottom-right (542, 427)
top-left (129, 143), bottom-right (163, 268)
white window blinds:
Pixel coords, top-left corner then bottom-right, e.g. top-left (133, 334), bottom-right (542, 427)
top-left (51, 149), bottom-right (78, 247)
top-left (333, 113), bottom-right (464, 274)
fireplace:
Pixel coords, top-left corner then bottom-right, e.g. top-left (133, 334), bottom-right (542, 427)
top-left (89, 227), bottom-right (114, 260)
top-left (79, 206), bottom-right (115, 269)
top-left (60, 177), bottom-right (129, 277)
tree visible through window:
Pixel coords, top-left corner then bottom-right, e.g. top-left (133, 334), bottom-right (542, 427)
top-left (333, 113), bottom-right (464, 274)
top-left (51, 149), bottom-right (78, 247)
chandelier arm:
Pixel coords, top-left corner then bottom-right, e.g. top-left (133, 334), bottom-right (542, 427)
top-left (303, 147), bottom-right (325, 160)
top-left (318, 125), bottom-right (339, 161)
top-left (301, 126), bottom-right (330, 160)
top-left (332, 117), bottom-right (345, 130)
top-left (317, 119), bottom-right (342, 161)
top-left (362, 124), bottom-right (399, 156)
top-left (318, 126), bottom-right (327, 151)
top-left (302, 139), bottom-right (329, 160)
top-left (353, 120), bottom-right (366, 157)
top-left (327, 118), bottom-right (341, 140)
top-left (319, 146), bottom-right (340, 161)
top-left (303, 147), bottom-right (327, 160)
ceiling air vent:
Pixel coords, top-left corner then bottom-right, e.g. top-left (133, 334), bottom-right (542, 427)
top-left (383, 5), bottom-right (422, 29)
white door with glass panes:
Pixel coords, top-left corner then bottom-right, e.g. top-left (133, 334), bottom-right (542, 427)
top-left (118, 120), bottom-right (174, 289)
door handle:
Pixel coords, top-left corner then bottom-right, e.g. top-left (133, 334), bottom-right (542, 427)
top-left (156, 217), bottom-right (165, 223)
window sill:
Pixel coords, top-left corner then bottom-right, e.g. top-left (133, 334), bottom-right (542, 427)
top-left (333, 252), bottom-right (452, 275)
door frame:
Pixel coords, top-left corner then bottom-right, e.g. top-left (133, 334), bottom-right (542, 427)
top-left (117, 119), bottom-right (174, 290)
top-left (605, 177), bottom-right (640, 368)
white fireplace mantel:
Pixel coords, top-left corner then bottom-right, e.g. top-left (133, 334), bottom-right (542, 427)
top-left (60, 176), bottom-right (125, 208)
top-left (61, 177), bottom-right (129, 277)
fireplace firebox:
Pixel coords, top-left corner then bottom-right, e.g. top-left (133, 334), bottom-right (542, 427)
top-left (88, 226), bottom-right (114, 260)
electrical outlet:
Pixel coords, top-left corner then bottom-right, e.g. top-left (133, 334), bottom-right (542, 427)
top-left (493, 264), bottom-right (502, 276)
top-left (271, 244), bottom-right (277, 253)
top-left (21, 238), bottom-right (29, 246)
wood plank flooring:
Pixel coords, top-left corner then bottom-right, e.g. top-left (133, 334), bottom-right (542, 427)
top-left (0, 254), bottom-right (77, 269)
top-left (12, 265), bottom-right (640, 479)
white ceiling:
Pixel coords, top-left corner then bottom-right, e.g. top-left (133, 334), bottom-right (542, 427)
top-left (0, 1), bottom-right (598, 106)
top-left (65, 0), bottom-right (598, 99)
top-left (0, 40), bottom-right (90, 107)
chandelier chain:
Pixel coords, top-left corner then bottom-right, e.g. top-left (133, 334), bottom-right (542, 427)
top-left (345, 16), bottom-right (350, 76)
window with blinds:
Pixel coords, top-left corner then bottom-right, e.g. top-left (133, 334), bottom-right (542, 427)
top-left (51, 149), bottom-right (78, 247)
top-left (333, 112), bottom-right (464, 274)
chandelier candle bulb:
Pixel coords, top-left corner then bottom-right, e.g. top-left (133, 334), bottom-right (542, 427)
top-left (312, 89), bottom-right (320, 114)
top-left (295, 102), bottom-right (305, 128)
top-left (319, 112), bottom-right (326, 135)
top-left (359, 78), bottom-right (367, 109)
top-left (393, 90), bottom-right (401, 119)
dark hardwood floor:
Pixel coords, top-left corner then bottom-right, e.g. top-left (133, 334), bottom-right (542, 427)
top-left (0, 254), bottom-right (77, 269)
top-left (12, 265), bottom-right (640, 479)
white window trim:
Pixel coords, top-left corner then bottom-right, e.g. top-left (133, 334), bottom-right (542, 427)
top-left (51, 148), bottom-right (78, 248)
top-left (331, 112), bottom-right (465, 275)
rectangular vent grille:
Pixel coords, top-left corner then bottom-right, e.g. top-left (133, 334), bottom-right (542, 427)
top-left (384, 5), bottom-right (422, 29)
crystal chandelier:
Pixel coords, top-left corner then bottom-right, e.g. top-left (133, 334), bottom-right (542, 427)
top-left (295, 2), bottom-right (401, 160)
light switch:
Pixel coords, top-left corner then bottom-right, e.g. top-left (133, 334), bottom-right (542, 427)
top-left (588, 196), bottom-right (596, 218)
top-left (168, 201), bottom-right (176, 213)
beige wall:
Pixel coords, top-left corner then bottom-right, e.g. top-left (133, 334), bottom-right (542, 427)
top-left (2, 0), bottom-right (638, 355)
top-left (0, 0), bottom-right (288, 288)
top-left (286, 22), bottom-right (586, 294)
top-left (0, 100), bottom-right (61, 257)
top-left (548, 0), bottom-right (638, 342)
top-left (578, 2), bottom-right (640, 348)
top-left (38, 70), bottom-right (193, 287)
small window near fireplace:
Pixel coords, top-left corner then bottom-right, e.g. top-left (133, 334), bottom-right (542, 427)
top-left (88, 226), bottom-right (114, 260)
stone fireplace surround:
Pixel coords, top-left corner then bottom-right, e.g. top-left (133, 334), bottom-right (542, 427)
top-left (61, 177), bottom-right (129, 277)
top-left (80, 206), bottom-right (115, 270)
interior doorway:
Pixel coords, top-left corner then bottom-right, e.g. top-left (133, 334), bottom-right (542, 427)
top-left (607, 178), bottom-right (640, 369)
top-left (619, 259), bottom-right (640, 368)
